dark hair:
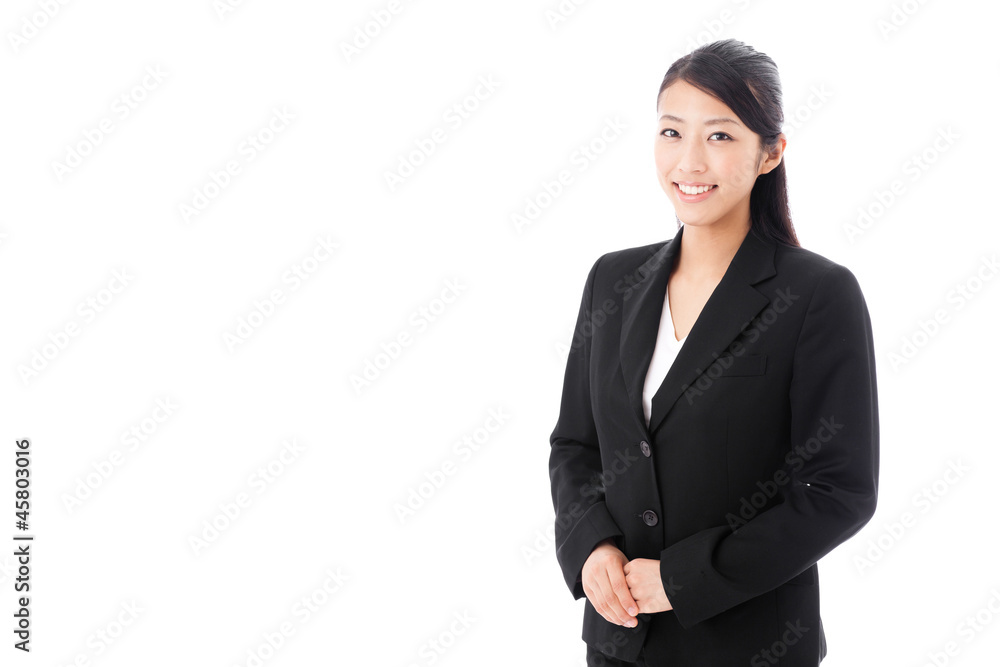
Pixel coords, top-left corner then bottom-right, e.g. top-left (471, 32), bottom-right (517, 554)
top-left (657, 39), bottom-right (799, 247)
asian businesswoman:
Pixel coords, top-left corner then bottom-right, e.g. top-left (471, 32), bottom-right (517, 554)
top-left (548, 39), bottom-right (879, 666)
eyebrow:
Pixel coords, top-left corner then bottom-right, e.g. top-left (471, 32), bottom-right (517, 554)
top-left (658, 114), bottom-right (741, 127)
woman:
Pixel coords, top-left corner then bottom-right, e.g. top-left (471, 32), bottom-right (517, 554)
top-left (548, 39), bottom-right (879, 666)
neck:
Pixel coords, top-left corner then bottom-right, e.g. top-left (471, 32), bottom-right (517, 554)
top-left (674, 218), bottom-right (751, 282)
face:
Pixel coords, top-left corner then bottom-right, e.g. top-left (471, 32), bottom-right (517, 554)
top-left (654, 79), bottom-right (784, 232)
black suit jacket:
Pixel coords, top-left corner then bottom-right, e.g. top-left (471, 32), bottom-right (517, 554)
top-left (549, 223), bottom-right (879, 664)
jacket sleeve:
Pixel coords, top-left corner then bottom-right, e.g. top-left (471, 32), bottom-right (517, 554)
top-left (549, 254), bottom-right (624, 599)
top-left (659, 262), bottom-right (880, 628)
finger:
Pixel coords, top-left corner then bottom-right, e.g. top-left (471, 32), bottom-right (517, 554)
top-left (608, 562), bottom-right (639, 620)
top-left (595, 571), bottom-right (633, 627)
top-left (624, 571), bottom-right (643, 610)
top-left (583, 577), bottom-right (620, 626)
top-left (584, 579), bottom-right (617, 626)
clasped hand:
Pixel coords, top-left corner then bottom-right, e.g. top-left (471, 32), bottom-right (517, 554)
top-left (581, 539), bottom-right (673, 628)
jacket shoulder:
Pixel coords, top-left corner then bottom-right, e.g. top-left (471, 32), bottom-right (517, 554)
top-left (772, 243), bottom-right (871, 319)
top-left (773, 242), bottom-right (859, 286)
top-left (589, 240), bottom-right (669, 285)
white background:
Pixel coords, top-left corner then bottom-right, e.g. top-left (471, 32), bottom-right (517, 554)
top-left (2, 0), bottom-right (999, 665)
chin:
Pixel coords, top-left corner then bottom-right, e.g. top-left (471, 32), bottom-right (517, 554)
top-left (673, 215), bottom-right (714, 228)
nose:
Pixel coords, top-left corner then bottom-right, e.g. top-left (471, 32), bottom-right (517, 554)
top-left (676, 139), bottom-right (707, 175)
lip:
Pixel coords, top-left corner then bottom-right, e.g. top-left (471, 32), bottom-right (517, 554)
top-left (674, 182), bottom-right (718, 203)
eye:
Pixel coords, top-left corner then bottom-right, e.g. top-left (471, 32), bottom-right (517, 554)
top-left (658, 129), bottom-right (732, 141)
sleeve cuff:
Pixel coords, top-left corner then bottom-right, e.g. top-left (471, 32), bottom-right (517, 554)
top-left (556, 501), bottom-right (623, 599)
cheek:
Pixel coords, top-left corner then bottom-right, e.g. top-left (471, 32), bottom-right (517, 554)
top-left (726, 155), bottom-right (763, 191)
top-left (731, 171), bottom-right (758, 193)
top-left (652, 145), bottom-right (672, 172)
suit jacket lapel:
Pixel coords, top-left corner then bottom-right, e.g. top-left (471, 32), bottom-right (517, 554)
top-left (619, 224), bottom-right (778, 435)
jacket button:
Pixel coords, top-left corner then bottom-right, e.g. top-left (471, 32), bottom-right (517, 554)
top-left (642, 510), bottom-right (658, 526)
top-left (639, 440), bottom-right (651, 457)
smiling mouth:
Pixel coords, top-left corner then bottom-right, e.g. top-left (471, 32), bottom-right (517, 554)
top-left (675, 183), bottom-right (717, 195)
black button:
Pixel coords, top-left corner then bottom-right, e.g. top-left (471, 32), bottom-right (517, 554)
top-left (639, 440), bottom-right (651, 457)
top-left (642, 510), bottom-right (658, 526)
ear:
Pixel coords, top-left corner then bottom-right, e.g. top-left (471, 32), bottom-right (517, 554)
top-left (760, 133), bottom-right (786, 175)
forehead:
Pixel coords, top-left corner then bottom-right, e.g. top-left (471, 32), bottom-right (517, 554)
top-left (657, 80), bottom-right (741, 123)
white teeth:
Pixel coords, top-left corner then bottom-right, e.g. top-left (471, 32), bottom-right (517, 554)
top-left (677, 183), bottom-right (715, 195)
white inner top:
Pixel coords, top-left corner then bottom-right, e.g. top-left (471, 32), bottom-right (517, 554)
top-left (642, 284), bottom-right (688, 427)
